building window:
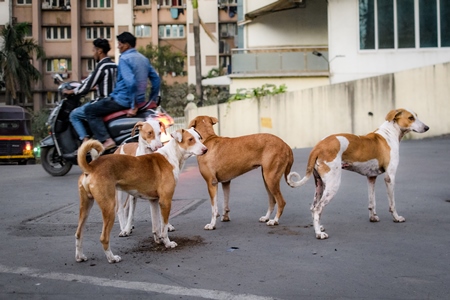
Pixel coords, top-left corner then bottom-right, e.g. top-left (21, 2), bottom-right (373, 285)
top-left (219, 23), bottom-right (237, 38)
top-left (17, 0), bottom-right (32, 4)
top-left (86, 0), bottom-right (112, 8)
top-left (86, 27), bottom-right (111, 40)
top-left (46, 27), bottom-right (71, 40)
top-left (87, 59), bottom-right (97, 72)
top-left (359, 0), bottom-right (449, 50)
top-left (135, 25), bottom-right (151, 37)
top-left (46, 58), bottom-right (72, 72)
top-left (46, 92), bottom-right (60, 105)
top-left (219, 0), bottom-right (237, 5)
top-left (158, 0), bottom-right (184, 7)
top-left (158, 24), bottom-right (185, 38)
top-left (23, 24), bottom-right (32, 38)
top-left (135, 0), bottom-right (150, 6)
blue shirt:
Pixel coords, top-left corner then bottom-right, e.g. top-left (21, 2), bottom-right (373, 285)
top-left (110, 48), bottom-right (160, 109)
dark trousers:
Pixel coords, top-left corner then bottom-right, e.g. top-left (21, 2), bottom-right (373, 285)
top-left (84, 97), bottom-right (127, 142)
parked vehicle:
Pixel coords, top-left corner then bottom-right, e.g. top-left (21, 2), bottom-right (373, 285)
top-left (0, 105), bottom-right (35, 165)
top-left (40, 81), bottom-right (174, 176)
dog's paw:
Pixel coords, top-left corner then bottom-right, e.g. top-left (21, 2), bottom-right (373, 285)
top-left (393, 216), bottom-right (405, 223)
top-left (119, 230), bottom-right (132, 237)
top-left (153, 233), bottom-right (162, 244)
top-left (204, 224), bottom-right (215, 230)
top-left (168, 224), bottom-right (175, 232)
top-left (221, 215), bottom-right (230, 222)
top-left (370, 215), bottom-right (380, 222)
top-left (75, 253), bottom-right (88, 262)
top-left (259, 216), bottom-right (269, 223)
top-left (107, 255), bottom-right (122, 263)
top-left (266, 219), bottom-right (279, 226)
top-left (165, 241), bottom-right (178, 248)
top-left (316, 232), bottom-right (329, 239)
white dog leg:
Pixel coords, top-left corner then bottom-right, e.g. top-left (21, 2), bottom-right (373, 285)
top-left (120, 196), bottom-right (137, 237)
top-left (149, 200), bottom-right (162, 244)
top-left (385, 174), bottom-right (405, 222)
top-left (103, 247), bottom-right (122, 264)
top-left (367, 176), bottom-right (380, 222)
top-left (161, 222), bottom-right (177, 248)
top-left (117, 191), bottom-right (130, 236)
top-left (205, 193), bottom-right (219, 230)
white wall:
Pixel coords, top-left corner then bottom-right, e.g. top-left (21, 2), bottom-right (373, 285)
top-left (186, 62), bottom-right (450, 149)
top-left (243, 0), bottom-right (328, 48)
top-left (328, 0), bottom-right (450, 84)
top-left (0, 1), bottom-right (9, 25)
top-left (0, 1), bottom-right (9, 59)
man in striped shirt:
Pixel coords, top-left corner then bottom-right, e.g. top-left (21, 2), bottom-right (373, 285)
top-left (65, 38), bottom-right (117, 144)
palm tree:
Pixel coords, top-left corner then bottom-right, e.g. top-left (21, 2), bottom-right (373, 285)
top-left (0, 22), bottom-right (45, 105)
top-left (192, 0), bottom-right (203, 106)
top-left (191, 0), bottom-right (217, 107)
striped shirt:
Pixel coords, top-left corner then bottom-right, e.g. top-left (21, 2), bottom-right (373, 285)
top-left (74, 57), bottom-right (117, 102)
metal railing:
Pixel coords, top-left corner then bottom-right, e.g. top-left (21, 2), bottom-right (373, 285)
top-left (231, 46), bottom-right (329, 76)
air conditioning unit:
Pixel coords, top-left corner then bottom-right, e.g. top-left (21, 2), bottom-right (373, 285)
top-left (220, 32), bottom-right (229, 38)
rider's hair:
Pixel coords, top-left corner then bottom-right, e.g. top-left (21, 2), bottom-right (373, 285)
top-left (93, 38), bottom-right (111, 54)
top-left (116, 31), bottom-right (136, 48)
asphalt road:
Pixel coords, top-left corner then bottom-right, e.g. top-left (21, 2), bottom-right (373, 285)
top-left (0, 135), bottom-right (449, 300)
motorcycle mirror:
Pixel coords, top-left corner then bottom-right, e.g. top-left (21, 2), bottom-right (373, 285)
top-left (155, 96), bottom-right (161, 106)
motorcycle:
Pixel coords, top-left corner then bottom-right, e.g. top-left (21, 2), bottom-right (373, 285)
top-left (40, 80), bottom-right (174, 176)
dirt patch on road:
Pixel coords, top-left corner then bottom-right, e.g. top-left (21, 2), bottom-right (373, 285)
top-left (130, 235), bottom-right (206, 253)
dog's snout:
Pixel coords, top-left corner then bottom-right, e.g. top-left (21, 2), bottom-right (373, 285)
top-left (202, 147), bottom-right (208, 154)
top-left (424, 125), bottom-right (430, 132)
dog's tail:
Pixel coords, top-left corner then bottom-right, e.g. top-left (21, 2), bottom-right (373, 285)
top-left (77, 140), bottom-right (104, 174)
top-left (286, 150), bottom-right (317, 188)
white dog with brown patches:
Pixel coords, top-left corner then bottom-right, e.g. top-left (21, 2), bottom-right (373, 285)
top-left (114, 119), bottom-right (166, 237)
top-left (75, 128), bottom-right (207, 263)
top-left (287, 108), bottom-right (429, 239)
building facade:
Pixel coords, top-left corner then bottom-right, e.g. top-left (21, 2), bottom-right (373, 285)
top-left (230, 0), bottom-right (450, 93)
top-left (3, 0), bottom-right (237, 111)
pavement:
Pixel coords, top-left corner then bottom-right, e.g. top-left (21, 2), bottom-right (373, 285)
top-left (0, 134), bottom-right (449, 299)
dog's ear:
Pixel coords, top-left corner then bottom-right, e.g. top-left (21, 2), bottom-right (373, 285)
top-left (171, 129), bottom-right (183, 142)
top-left (159, 121), bottom-right (166, 134)
top-left (210, 116), bottom-right (218, 125)
top-left (132, 121), bottom-right (144, 136)
top-left (385, 109), bottom-right (404, 122)
top-left (188, 118), bottom-right (196, 128)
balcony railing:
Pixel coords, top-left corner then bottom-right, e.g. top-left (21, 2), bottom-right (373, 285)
top-left (230, 47), bottom-right (329, 76)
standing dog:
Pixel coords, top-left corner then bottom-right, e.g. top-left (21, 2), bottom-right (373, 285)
top-left (75, 128), bottom-right (207, 263)
top-left (114, 119), bottom-right (166, 237)
top-left (287, 108), bottom-right (429, 239)
top-left (188, 115), bottom-right (296, 230)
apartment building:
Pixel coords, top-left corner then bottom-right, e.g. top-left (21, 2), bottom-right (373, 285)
top-left (4, 0), bottom-right (237, 111)
top-left (230, 0), bottom-right (450, 93)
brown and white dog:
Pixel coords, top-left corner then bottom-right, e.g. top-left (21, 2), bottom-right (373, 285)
top-left (75, 128), bottom-right (207, 263)
top-left (287, 108), bottom-right (429, 239)
top-left (188, 115), bottom-right (297, 230)
top-left (114, 119), bottom-right (166, 237)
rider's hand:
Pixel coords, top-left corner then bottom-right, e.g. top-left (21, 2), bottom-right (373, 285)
top-left (126, 107), bottom-right (138, 117)
top-left (63, 89), bottom-right (74, 95)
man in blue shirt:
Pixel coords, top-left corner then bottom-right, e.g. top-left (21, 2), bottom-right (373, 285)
top-left (85, 31), bottom-right (161, 150)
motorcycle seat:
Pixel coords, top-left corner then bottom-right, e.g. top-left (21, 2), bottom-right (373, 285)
top-left (103, 100), bottom-right (158, 122)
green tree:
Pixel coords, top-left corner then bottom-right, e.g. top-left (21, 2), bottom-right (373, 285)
top-left (138, 43), bottom-right (185, 83)
top-left (0, 22), bottom-right (45, 105)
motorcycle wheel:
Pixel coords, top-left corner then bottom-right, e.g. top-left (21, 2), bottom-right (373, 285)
top-left (41, 146), bottom-right (73, 176)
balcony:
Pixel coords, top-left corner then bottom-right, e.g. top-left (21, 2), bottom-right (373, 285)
top-left (230, 47), bottom-right (329, 77)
